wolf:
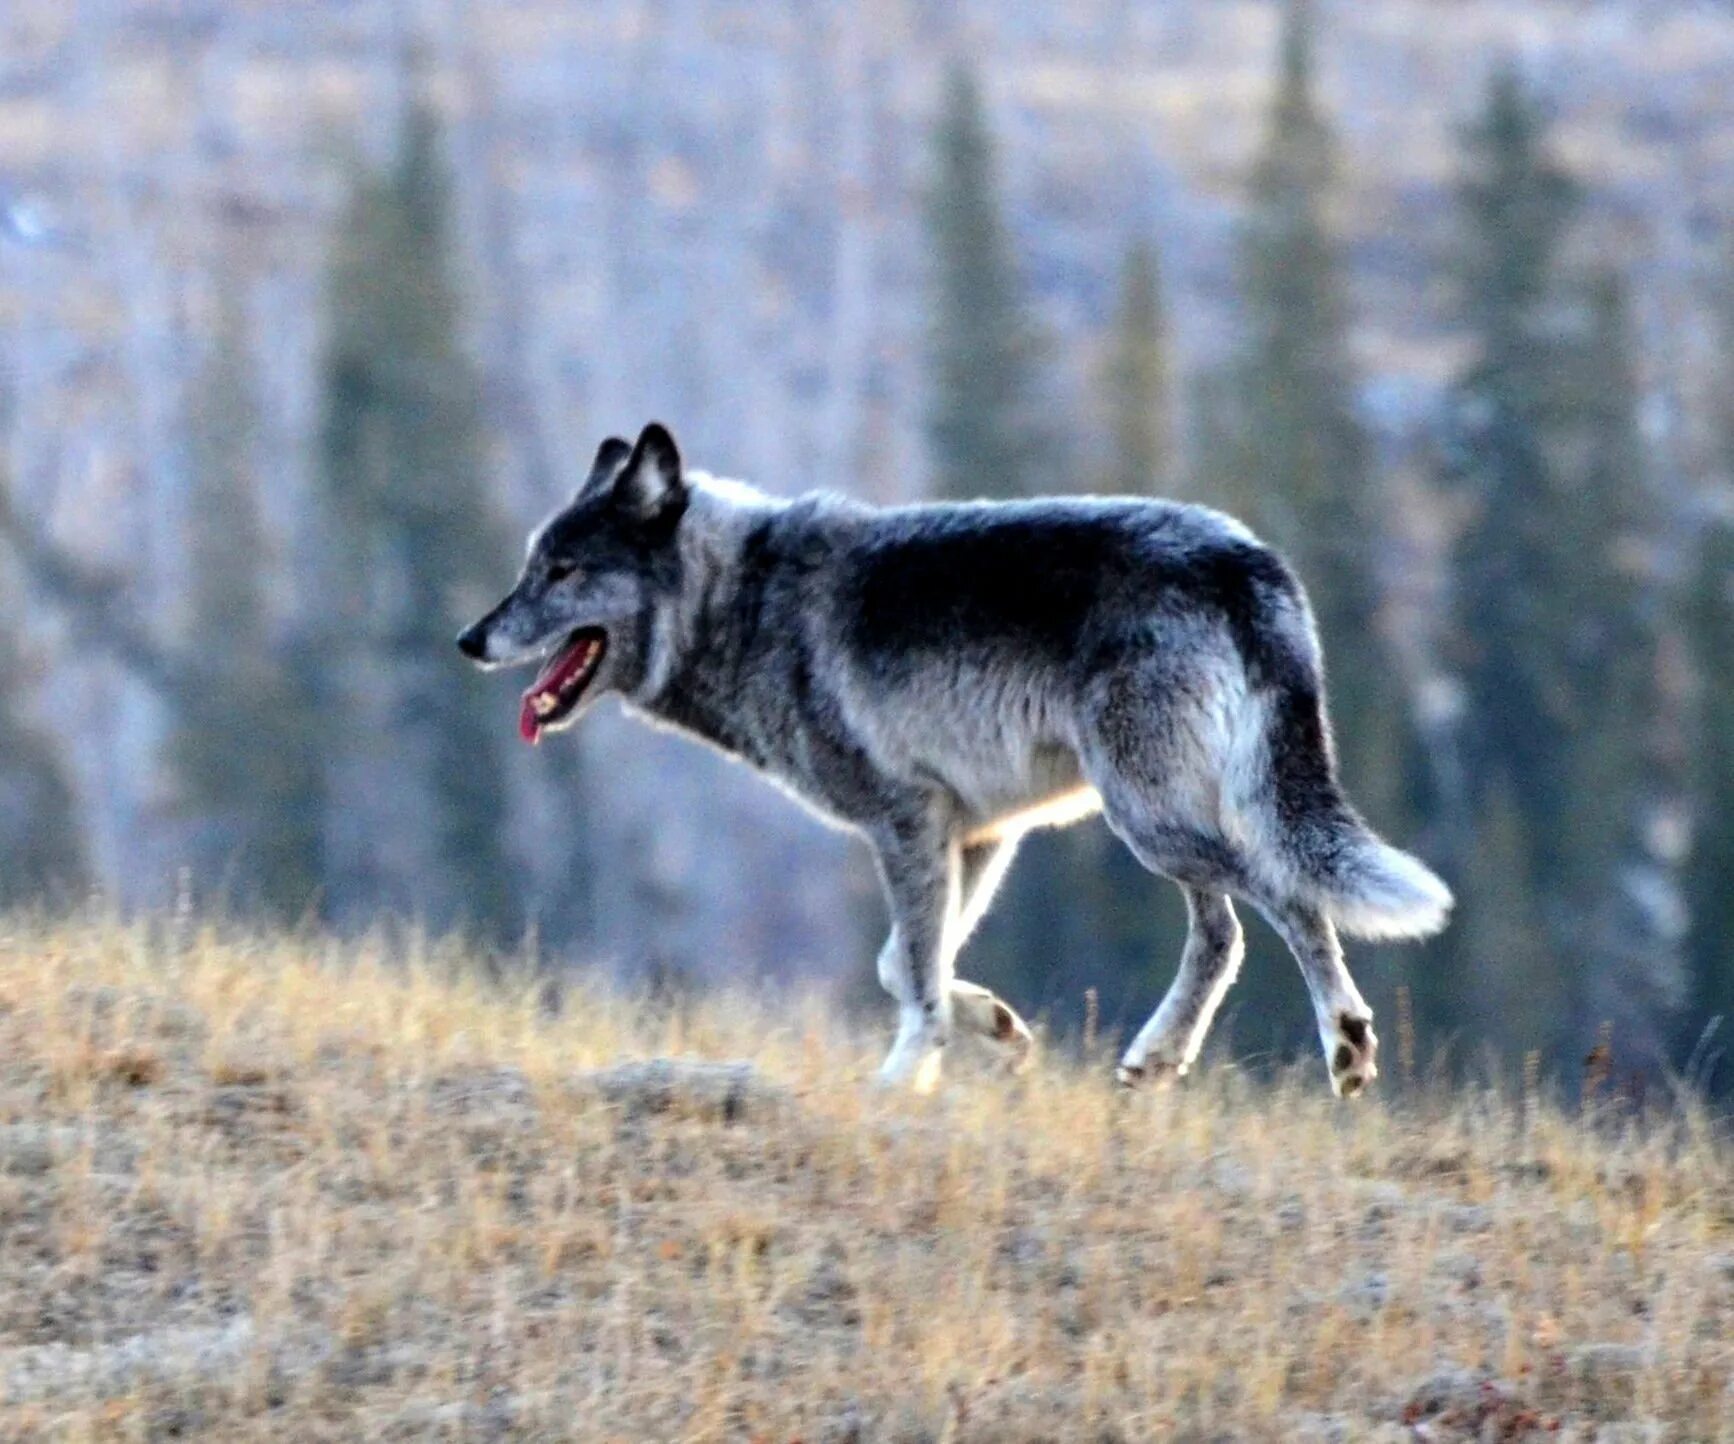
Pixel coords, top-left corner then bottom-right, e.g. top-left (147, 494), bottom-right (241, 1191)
top-left (458, 422), bottom-right (1452, 1096)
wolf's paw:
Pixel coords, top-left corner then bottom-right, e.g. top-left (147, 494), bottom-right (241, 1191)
top-left (1114, 1058), bottom-right (1183, 1091)
top-left (989, 999), bottom-right (1036, 1073)
top-left (951, 982), bottom-right (1035, 1074)
top-left (1326, 1012), bottom-right (1377, 1099)
top-left (875, 1046), bottom-right (944, 1095)
top-left (877, 1008), bottom-right (947, 1095)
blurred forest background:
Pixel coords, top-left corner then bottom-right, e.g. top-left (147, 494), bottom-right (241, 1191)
top-left (0, 0), bottom-right (1730, 1092)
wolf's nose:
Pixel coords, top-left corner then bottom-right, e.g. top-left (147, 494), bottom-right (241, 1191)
top-left (456, 623), bottom-right (488, 660)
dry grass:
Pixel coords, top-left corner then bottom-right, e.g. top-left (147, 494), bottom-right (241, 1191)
top-left (0, 915), bottom-right (1730, 1443)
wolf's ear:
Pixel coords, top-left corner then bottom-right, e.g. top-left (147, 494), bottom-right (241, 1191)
top-left (613, 422), bottom-right (687, 526)
top-left (578, 436), bottom-right (632, 498)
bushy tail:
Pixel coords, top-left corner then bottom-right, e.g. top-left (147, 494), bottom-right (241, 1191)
top-left (1299, 825), bottom-right (1454, 941)
top-left (1238, 680), bottom-right (1453, 942)
top-left (1211, 549), bottom-right (1452, 941)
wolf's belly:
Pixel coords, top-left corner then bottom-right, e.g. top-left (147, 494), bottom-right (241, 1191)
top-left (928, 735), bottom-right (1099, 844)
top-left (842, 664), bottom-right (1098, 839)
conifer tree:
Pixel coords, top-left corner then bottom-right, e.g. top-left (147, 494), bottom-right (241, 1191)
top-left (317, 95), bottom-right (519, 938)
top-left (1684, 517), bottom-right (1734, 1053)
top-left (1449, 69), bottom-right (1581, 833)
top-left (1188, 0), bottom-right (1421, 1056)
top-left (166, 290), bottom-right (325, 918)
top-left (1682, 245), bottom-right (1734, 1066)
top-left (924, 62), bottom-right (1053, 501)
top-left (1226, 0), bottom-right (1410, 830)
top-left (0, 537), bottom-right (85, 908)
top-left (1102, 239), bottom-right (1169, 496)
top-left (1447, 72), bottom-right (1673, 1062)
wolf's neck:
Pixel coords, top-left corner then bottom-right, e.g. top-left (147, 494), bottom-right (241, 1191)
top-left (634, 502), bottom-right (814, 768)
top-left (632, 510), bottom-right (764, 739)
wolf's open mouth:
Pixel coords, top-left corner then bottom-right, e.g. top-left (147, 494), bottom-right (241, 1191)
top-left (519, 629), bottom-right (607, 744)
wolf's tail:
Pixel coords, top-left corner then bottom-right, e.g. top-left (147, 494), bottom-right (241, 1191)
top-left (1227, 578), bottom-right (1456, 943)
top-left (1229, 640), bottom-right (1452, 942)
top-left (1293, 814), bottom-right (1455, 941)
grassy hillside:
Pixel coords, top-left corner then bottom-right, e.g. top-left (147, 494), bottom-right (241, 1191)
top-left (0, 917), bottom-right (1729, 1442)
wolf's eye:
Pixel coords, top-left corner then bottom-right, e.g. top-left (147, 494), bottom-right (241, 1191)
top-left (547, 559), bottom-right (578, 583)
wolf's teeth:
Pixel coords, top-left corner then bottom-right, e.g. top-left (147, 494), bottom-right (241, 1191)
top-left (533, 694), bottom-right (558, 717)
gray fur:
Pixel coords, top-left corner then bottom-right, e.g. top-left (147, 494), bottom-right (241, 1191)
top-left (459, 423), bottom-right (1452, 1095)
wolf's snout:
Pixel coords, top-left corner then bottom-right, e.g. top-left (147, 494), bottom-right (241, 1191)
top-left (456, 620), bottom-right (489, 661)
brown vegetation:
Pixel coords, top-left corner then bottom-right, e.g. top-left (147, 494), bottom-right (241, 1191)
top-left (0, 917), bottom-right (1729, 1441)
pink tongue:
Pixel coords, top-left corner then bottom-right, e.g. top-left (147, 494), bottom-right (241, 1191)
top-left (516, 637), bottom-right (599, 745)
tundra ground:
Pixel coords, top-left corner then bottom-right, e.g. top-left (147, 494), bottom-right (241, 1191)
top-left (0, 916), bottom-right (1729, 1442)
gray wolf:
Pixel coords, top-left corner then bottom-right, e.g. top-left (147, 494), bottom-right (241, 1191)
top-left (458, 423), bottom-right (1452, 1096)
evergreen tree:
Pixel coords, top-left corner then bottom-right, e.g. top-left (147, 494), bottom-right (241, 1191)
top-left (1101, 239), bottom-right (1169, 496)
top-left (166, 290), bottom-right (325, 919)
top-left (1684, 243), bottom-right (1734, 1068)
top-left (317, 95), bottom-right (520, 938)
top-left (1455, 780), bottom-right (1550, 1065)
top-left (1684, 518), bottom-right (1734, 1055)
top-left (1447, 72), bottom-right (1671, 1064)
top-left (1187, 0), bottom-right (1422, 1058)
top-left (1226, 0), bottom-right (1410, 829)
top-left (1567, 271), bottom-right (1683, 1063)
top-left (1449, 69), bottom-right (1581, 835)
top-left (1552, 272), bottom-right (1662, 908)
top-left (924, 62), bottom-right (1053, 501)
top-left (0, 538), bottom-right (85, 908)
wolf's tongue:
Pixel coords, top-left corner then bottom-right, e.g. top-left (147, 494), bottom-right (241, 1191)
top-left (515, 635), bottom-right (599, 745)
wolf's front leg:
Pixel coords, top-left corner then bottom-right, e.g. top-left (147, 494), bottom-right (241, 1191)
top-left (874, 930), bottom-right (945, 1091)
top-left (870, 814), bottom-right (959, 1092)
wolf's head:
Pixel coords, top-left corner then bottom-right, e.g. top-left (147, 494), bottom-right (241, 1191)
top-left (457, 422), bottom-right (690, 744)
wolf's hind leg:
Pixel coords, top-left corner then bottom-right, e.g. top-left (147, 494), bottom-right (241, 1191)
top-left (1117, 887), bottom-right (1243, 1088)
top-left (1087, 758), bottom-right (1250, 1089)
top-left (1256, 899), bottom-right (1377, 1098)
top-left (951, 837), bottom-right (1019, 952)
top-left (943, 838), bottom-right (1036, 1068)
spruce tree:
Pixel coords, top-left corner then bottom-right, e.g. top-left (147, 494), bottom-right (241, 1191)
top-left (1227, 0), bottom-right (1409, 829)
top-left (1565, 271), bottom-right (1681, 1058)
top-left (0, 557), bottom-right (85, 909)
top-left (1102, 239), bottom-right (1169, 496)
top-left (318, 96), bottom-right (519, 938)
top-left (1552, 272), bottom-right (1658, 894)
top-left (166, 290), bottom-right (325, 919)
top-left (1449, 68), bottom-right (1580, 834)
top-left (1684, 518), bottom-right (1734, 1056)
top-left (1683, 243), bottom-right (1734, 1066)
top-left (924, 62), bottom-right (1053, 501)
top-left (1186, 0), bottom-right (1421, 1058)
top-left (1448, 72), bottom-right (1671, 1064)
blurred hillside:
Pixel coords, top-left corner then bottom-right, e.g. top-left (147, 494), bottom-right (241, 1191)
top-left (5, 1), bottom-right (1730, 481)
top-left (1, 0), bottom-right (1732, 1080)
